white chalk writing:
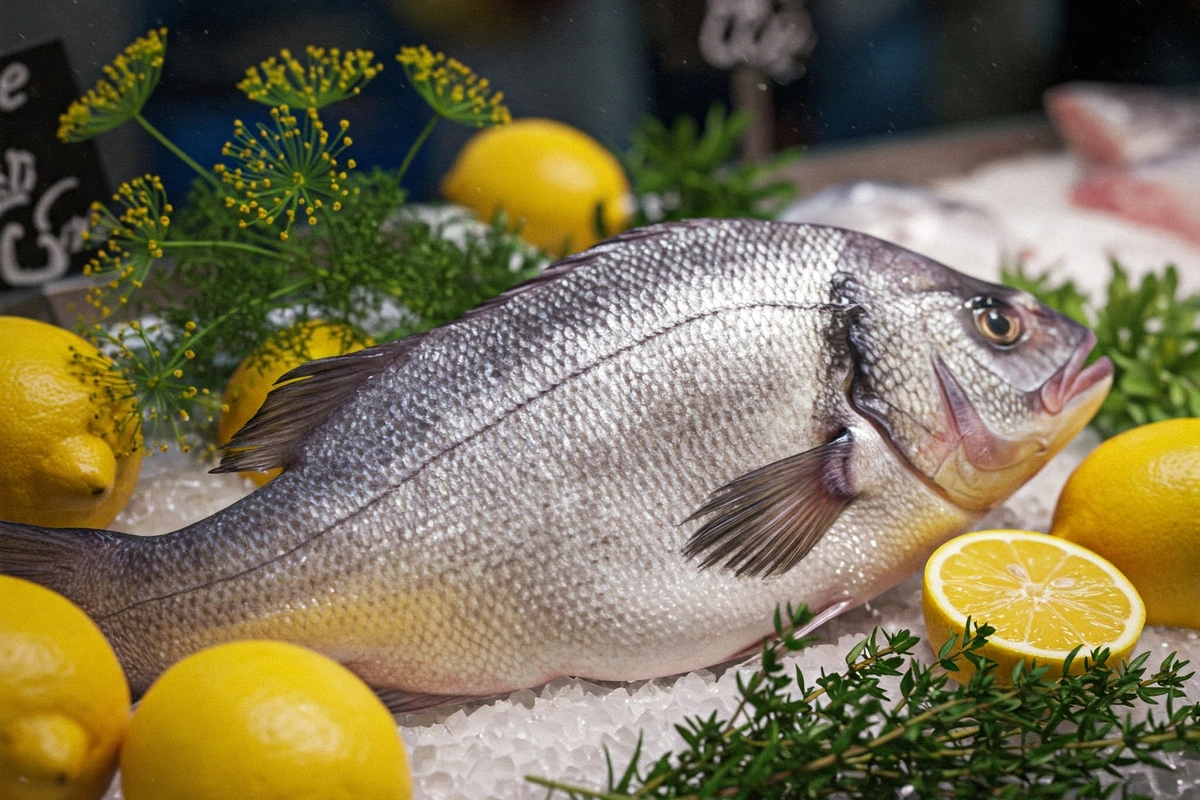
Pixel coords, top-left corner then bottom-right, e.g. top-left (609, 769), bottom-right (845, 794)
top-left (0, 147), bottom-right (88, 286)
top-left (0, 62), bottom-right (30, 112)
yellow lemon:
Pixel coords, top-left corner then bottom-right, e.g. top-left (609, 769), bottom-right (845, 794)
top-left (923, 530), bottom-right (1144, 682)
top-left (0, 575), bottom-right (131, 800)
top-left (1051, 418), bottom-right (1200, 629)
top-left (442, 117), bottom-right (632, 254)
top-left (218, 321), bottom-right (371, 485)
top-left (0, 316), bottom-right (141, 528)
top-left (120, 640), bottom-right (412, 800)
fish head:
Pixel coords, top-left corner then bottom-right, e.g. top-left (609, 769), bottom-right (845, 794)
top-left (837, 232), bottom-right (1113, 511)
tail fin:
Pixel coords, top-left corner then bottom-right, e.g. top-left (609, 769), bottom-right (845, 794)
top-left (0, 519), bottom-right (131, 608)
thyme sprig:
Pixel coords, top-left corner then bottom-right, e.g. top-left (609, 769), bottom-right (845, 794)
top-left (1004, 260), bottom-right (1200, 438)
top-left (531, 605), bottom-right (1200, 799)
top-left (72, 319), bottom-right (217, 455)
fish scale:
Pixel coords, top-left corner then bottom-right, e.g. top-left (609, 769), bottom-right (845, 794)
top-left (0, 219), bottom-right (1111, 708)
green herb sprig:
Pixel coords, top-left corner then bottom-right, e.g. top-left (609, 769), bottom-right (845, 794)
top-left (530, 605), bottom-right (1200, 799)
top-left (1004, 260), bottom-right (1200, 438)
top-left (59, 29), bottom-right (523, 453)
top-left (624, 103), bottom-right (800, 227)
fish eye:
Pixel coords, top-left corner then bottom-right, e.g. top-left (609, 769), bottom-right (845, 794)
top-left (967, 296), bottom-right (1022, 347)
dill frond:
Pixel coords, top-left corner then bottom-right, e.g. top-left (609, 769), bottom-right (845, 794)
top-left (396, 45), bottom-right (510, 127)
top-left (68, 340), bottom-right (143, 458)
top-left (58, 28), bottom-right (167, 142)
top-left (83, 175), bottom-right (172, 314)
top-left (217, 106), bottom-right (354, 240)
top-left (238, 46), bottom-right (383, 110)
top-left (58, 33), bottom-right (521, 452)
top-left (73, 320), bottom-right (215, 455)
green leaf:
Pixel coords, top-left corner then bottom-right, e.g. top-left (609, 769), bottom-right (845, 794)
top-left (624, 102), bottom-right (800, 225)
top-left (1003, 258), bottom-right (1200, 438)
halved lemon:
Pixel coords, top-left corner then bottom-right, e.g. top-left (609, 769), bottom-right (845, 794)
top-left (922, 530), bottom-right (1145, 682)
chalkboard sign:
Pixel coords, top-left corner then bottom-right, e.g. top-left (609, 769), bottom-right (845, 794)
top-left (0, 40), bottom-right (109, 291)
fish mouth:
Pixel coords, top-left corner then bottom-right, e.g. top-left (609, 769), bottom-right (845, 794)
top-left (1039, 330), bottom-right (1114, 415)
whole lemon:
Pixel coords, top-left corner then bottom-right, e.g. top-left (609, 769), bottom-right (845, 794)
top-left (0, 316), bottom-right (142, 528)
top-left (120, 640), bottom-right (412, 800)
top-left (218, 321), bottom-right (371, 485)
top-left (1051, 418), bottom-right (1200, 628)
top-left (442, 117), bottom-right (631, 254)
top-left (0, 575), bottom-right (131, 800)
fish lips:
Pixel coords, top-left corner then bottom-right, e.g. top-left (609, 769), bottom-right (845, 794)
top-left (928, 333), bottom-right (1112, 511)
top-left (1039, 330), bottom-right (1114, 416)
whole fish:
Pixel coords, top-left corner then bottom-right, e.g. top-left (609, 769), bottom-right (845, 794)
top-left (0, 220), bottom-right (1111, 711)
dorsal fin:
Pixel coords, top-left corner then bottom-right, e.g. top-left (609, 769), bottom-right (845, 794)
top-left (211, 223), bottom-right (679, 476)
top-left (212, 338), bottom-right (421, 475)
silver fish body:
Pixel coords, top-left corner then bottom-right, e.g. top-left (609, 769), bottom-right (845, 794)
top-left (0, 220), bottom-right (1111, 707)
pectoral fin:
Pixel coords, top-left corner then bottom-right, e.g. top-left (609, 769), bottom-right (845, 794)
top-left (682, 431), bottom-right (856, 579)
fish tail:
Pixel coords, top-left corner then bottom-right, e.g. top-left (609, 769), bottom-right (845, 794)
top-left (0, 519), bottom-right (129, 607)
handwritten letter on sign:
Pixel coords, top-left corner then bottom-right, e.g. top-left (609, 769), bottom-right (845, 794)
top-left (0, 40), bottom-right (109, 290)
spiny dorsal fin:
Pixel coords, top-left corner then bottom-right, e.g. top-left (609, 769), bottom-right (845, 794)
top-left (212, 224), bottom-right (682, 476)
top-left (682, 431), bottom-right (856, 579)
top-left (212, 338), bottom-right (421, 475)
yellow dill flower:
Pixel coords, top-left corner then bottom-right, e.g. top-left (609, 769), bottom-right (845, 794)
top-left (396, 45), bottom-right (510, 127)
top-left (70, 336), bottom-right (143, 457)
top-left (77, 320), bottom-right (210, 454)
top-left (84, 175), bottom-right (172, 310)
top-left (218, 106), bottom-right (353, 239)
top-left (58, 28), bottom-right (167, 142)
top-left (238, 46), bottom-right (383, 110)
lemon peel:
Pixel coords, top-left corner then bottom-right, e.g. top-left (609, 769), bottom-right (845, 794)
top-left (442, 118), bottom-right (631, 254)
top-left (1052, 417), bottom-right (1200, 628)
top-left (120, 640), bottom-right (411, 800)
top-left (0, 317), bottom-right (141, 528)
top-left (0, 576), bottom-right (130, 800)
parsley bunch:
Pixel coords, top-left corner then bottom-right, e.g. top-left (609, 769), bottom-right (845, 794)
top-left (1004, 261), bottom-right (1200, 439)
top-left (624, 103), bottom-right (800, 227)
top-left (531, 606), bottom-right (1200, 799)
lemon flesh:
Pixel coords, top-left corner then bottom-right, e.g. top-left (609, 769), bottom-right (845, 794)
top-left (120, 640), bottom-right (411, 800)
top-left (1052, 417), bottom-right (1200, 628)
top-left (0, 576), bottom-right (131, 800)
top-left (923, 530), bottom-right (1145, 681)
top-left (442, 117), bottom-right (631, 254)
top-left (0, 317), bottom-right (141, 528)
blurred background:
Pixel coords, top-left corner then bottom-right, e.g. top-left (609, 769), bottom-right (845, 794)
top-left (5, 0), bottom-right (1200, 204)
